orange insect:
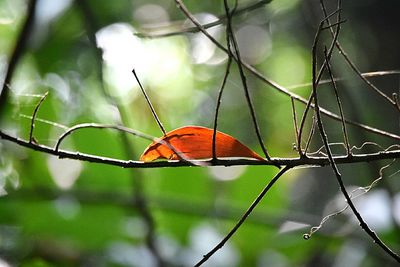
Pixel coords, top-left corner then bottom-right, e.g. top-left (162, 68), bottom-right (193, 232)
top-left (140, 126), bottom-right (264, 162)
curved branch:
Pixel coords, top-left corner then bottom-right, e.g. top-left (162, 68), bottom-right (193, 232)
top-left (54, 123), bottom-right (198, 165)
top-left (29, 92), bottom-right (49, 143)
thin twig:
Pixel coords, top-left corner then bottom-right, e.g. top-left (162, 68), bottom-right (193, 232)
top-left (298, 7), bottom-right (343, 154)
top-left (173, 0), bottom-right (400, 142)
top-left (304, 159), bottom-right (395, 239)
top-left (321, 20), bottom-right (346, 30)
top-left (212, 56), bottom-right (233, 160)
top-left (223, 0), bottom-right (272, 161)
top-left (54, 125), bottom-right (153, 152)
top-left (323, 47), bottom-right (350, 155)
top-left (132, 69), bottom-right (166, 136)
top-left (194, 166), bottom-right (291, 266)
top-left (319, 1), bottom-right (399, 111)
top-left (287, 70), bottom-right (400, 90)
top-left (136, 0), bottom-right (272, 39)
top-left (54, 123), bottom-right (197, 166)
top-left (291, 97), bottom-right (300, 154)
top-left (311, 3), bottom-right (400, 261)
top-left (314, 70), bottom-right (400, 264)
top-left (29, 92), bottom-right (48, 143)
top-left (304, 114), bottom-right (316, 155)
top-left (211, 1), bottom-right (236, 161)
top-left (0, 0), bottom-right (38, 119)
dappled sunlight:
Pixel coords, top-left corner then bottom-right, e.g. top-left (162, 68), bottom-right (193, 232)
top-left (236, 24), bottom-right (272, 65)
top-left (187, 13), bottom-right (223, 65)
top-left (208, 165), bottom-right (247, 181)
top-left (96, 23), bottom-right (193, 104)
top-left (47, 156), bottom-right (83, 190)
top-left (181, 223), bottom-right (240, 267)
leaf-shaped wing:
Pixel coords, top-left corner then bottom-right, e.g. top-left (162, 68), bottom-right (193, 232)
top-left (140, 126), bottom-right (264, 162)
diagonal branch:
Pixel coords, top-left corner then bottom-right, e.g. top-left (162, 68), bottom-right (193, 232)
top-left (131, 69), bottom-right (166, 136)
top-left (29, 92), bottom-right (49, 143)
top-left (298, 7), bottom-right (343, 156)
top-left (223, 0), bottom-right (272, 160)
top-left (173, 0), bottom-right (400, 143)
top-left (323, 47), bottom-right (350, 154)
top-left (194, 165), bottom-right (291, 266)
top-left (136, 0), bottom-right (272, 38)
top-left (319, 1), bottom-right (399, 111)
top-left (311, 4), bottom-right (400, 261)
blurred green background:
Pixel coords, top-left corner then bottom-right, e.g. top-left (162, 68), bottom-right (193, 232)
top-left (1, 0), bottom-right (400, 266)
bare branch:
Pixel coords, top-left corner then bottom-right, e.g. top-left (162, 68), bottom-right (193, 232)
top-left (298, 6), bottom-right (343, 154)
top-left (304, 114), bottom-right (317, 155)
top-left (320, 1), bottom-right (399, 111)
top-left (54, 123), bottom-right (197, 166)
top-left (29, 92), bottom-right (48, 143)
top-left (311, 3), bottom-right (400, 261)
top-left (194, 166), bottom-right (291, 266)
top-left (222, 0), bottom-right (272, 161)
top-left (135, 0), bottom-right (272, 38)
top-left (173, 0), bottom-right (400, 142)
top-left (287, 70), bottom-right (400, 90)
top-left (212, 55), bottom-right (232, 160)
top-left (323, 47), bottom-right (350, 154)
top-left (304, 159), bottom-right (396, 238)
top-left (132, 69), bottom-right (166, 136)
top-left (291, 97), bottom-right (300, 155)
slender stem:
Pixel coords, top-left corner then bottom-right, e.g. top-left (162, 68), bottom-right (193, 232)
top-left (298, 8), bottom-right (343, 153)
top-left (319, 0), bottom-right (399, 111)
top-left (29, 92), bottom-right (49, 143)
top-left (223, 0), bottom-right (272, 160)
top-left (54, 123), bottom-right (195, 165)
top-left (131, 69), bottom-right (166, 136)
top-left (323, 47), bottom-right (351, 155)
top-left (287, 70), bottom-right (400, 90)
top-left (303, 114), bottom-right (317, 154)
top-left (291, 97), bottom-right (301, 154)
top-left (314, 65), bottom-right (400, 264)
top-left (173, 0), bottom-right (400, 142)
top-left (136, 0), bottom-right (272, 39)
top-left (212, 57), bottom-right (232, 160)
top-left (312, 3), bottom-right (400, 262)
top-left (194, 166), bottom-right (291, 266)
